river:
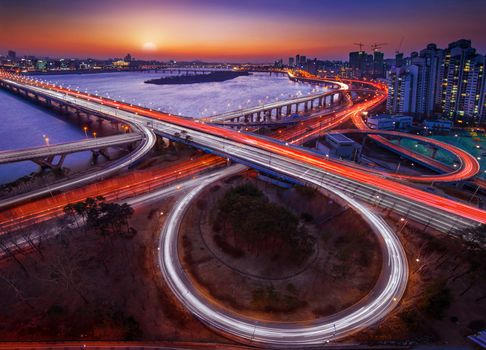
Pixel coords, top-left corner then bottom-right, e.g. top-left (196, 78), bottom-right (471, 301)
top-left (0, 71), bottom-right (318, 184)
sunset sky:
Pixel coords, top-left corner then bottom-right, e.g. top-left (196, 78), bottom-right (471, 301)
top-left (1, 0), bottom-right (485, 62)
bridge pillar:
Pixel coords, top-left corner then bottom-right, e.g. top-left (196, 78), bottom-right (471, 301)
top-left (285, 105), bottom-right (291, 116)
top-left (91, 148), bottom-right (111, 164)
top-left (33, 154), bottom-right (67, 172)
top-left (264, 110), bottom-right (271, 122)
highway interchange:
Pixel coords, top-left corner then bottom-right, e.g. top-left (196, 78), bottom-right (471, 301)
top-left (0, 70), bottom-right (485, 346)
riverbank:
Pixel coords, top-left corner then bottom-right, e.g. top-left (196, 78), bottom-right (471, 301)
top-left (145, 71), bottom-right (250, 85)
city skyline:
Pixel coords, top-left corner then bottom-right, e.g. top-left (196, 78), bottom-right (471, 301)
top-left (1, 0), bottom-right (486, 62)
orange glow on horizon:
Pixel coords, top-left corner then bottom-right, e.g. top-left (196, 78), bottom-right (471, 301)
top-left (1, 1), bottom-right (485, 61)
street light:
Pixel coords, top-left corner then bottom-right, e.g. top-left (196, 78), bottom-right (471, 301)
top-left (83, 126), bottom-right (88, 137)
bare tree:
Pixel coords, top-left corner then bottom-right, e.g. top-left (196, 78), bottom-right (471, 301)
top-left (0, 238), bottom-right (29, 275)
top-left (0, 271), bottom-right (34, 309)
top-left (42, 237), bottom-right (90, 304)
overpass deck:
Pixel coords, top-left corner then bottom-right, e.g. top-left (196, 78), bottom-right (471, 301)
top-left (0, 133), bottom-right (142, 164)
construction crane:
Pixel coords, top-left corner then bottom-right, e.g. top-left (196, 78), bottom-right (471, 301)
top-left (371, 42), bottom-right (388, 52)
top-left (353, 42), bottom-right (365, 51)
top-left (395, 36), bottom-right (404, 55)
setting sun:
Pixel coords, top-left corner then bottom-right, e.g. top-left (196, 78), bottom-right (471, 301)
top-left (142, 42), bottom-right (157, 51)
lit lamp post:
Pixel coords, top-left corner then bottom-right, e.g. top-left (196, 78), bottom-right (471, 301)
top-left (43, 134), bottom-right (50, 146)
top-left (93, 131), bottom-right (97, 139)
top-left (83, 126), bottom-right (88, 138)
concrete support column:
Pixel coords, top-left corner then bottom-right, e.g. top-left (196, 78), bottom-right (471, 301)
top-left (265, 110), bottom-right (271, 122)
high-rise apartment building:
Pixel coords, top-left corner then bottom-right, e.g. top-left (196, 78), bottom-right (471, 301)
top-left (373, 51), bottom-right (385, 78)
top-left (349, 51), bottom-right (373, 78)
top-left (386, 65), bottom-right (418, 114)
top-left (439, 40), bottom-right (485, 122)
top-left (386, 40), bottom-right (486, 124)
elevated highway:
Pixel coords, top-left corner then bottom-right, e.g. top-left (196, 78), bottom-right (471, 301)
top-left (324, 129), bottom-right (480, 183)
top-left (0, 78), bottom-right (156, 209)
top-left (0, 71), bottom-right (483, 347)
top-left (204, 89), bottom-right (347, 126)
top-left (202, 71), bottom-right (350, 127)
top-left (0, 133), bottom-right (142, 166)
top-left (159, 163), bottom-right (408, 346)
top-left (2, 74), bottom-right (484, 232)
top-left (273, 75), bottom-right (479, 183)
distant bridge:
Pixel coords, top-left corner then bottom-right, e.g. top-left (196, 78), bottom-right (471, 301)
top-left (203, 87), bottom-right (348, 127)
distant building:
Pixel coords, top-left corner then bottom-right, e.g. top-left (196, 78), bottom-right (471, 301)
top-left (288, 57), bottom-right (294, 67)
top-left (373, 51), bottom-right (385, 78)
top-left (113, 60), bottom-right (129, 68)
top-left (386, 65), bottom-right (419, 114)
top-left (386, 39), bottom-right (486, 124)
top-left (300, 55), bottom-right (306, 66)
top-left (395, 52), bottom-right (404, 68)
top-left (423, 119), bottom-right (453, 132)
top-left (274, 58), bottom-right (283, 68)
top-left (7, 50), bottom-right (16, 59)
top-left (349, 50), bottom-right (373, 78)
top-left (304, 58), bottom-right (318, 75)
top-left (367, 114), bottom-right (413, 130)
top-left (316, 133), bottom-right (362, 161)
top-left (440, 39), bottom-right (485, 123)
top-left (124, 53), bottom-right (132, 62)
top-left (35, 59), bottom-right (47, 71)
